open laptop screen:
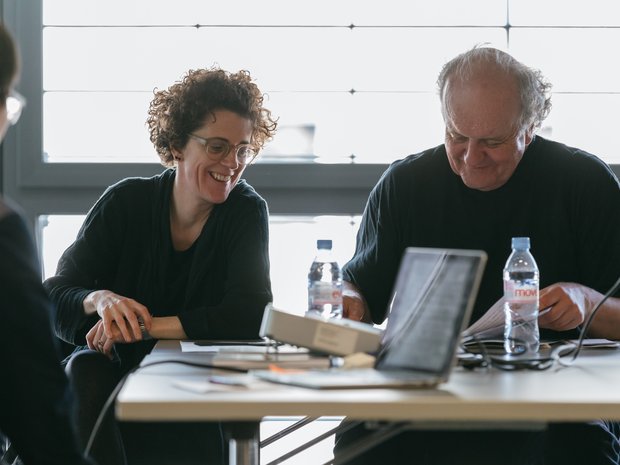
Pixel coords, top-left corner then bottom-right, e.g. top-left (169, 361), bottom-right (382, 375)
top-left (376, 248), bottom-right (486, 374)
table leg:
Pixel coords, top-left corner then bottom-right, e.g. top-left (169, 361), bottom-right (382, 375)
top-left (225, 421), bottom-right (260, 465)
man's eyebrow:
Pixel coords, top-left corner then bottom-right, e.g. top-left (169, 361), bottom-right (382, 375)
top-left (446, 127), bottom-right (515, 143)
top-left (483, 129), bottom-right (519, 144)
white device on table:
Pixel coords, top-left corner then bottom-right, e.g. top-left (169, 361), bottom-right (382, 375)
top-left (259, 303), bottom-right (384, 357)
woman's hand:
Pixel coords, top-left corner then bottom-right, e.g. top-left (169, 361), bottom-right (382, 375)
top-left (86, 320), bottom-right (115, 358)
top-left (84, 290), bottom-right (152, 343)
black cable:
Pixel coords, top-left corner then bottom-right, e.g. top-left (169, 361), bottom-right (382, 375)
top-left (565, 274), bottom-right (620, 364)
top-left (84, 359), bottom-right (248, 456)
top-left (470, 335), bottom-right (491, 369)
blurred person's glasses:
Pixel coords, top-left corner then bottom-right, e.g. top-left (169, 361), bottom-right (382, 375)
top-left (6, 90), bottom-right (26, 125)
top-left (189, 134), bottom-right (258, 165)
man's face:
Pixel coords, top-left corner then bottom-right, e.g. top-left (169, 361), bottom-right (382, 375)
top-left (443, 70), bottom-right (532, 191)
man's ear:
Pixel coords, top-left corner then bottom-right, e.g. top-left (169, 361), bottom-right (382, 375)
top-left (524, 126), bottom-right (535, 147)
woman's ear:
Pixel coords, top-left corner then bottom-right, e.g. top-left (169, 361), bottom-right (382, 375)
top-left (171, 147), bottom-right (183, 161)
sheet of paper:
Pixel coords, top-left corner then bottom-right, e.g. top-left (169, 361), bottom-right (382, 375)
top-left (180, 341), bottom-right (310, 354)
top-left (567, 339), bottom-right (620, 349)
top-left (172, 377), bottom-right (252, 394)
top-left (180, 341), bottom-right (269, 353)
top-left (461, 297), bottom-right (505, 339)
top-left (175, 341), bottom-right (331, 369)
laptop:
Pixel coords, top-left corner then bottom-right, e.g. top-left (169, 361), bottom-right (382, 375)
top-left (253, 247), bottom-right (487, 389)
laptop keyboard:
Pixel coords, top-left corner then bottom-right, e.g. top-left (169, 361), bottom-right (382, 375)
top-left (262, 368), bottom-right (438, 387)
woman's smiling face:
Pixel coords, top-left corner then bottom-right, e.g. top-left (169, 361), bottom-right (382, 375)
top-left (173, 109), bottom-right (254, 206)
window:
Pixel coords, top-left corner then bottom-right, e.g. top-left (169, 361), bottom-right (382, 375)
top-left (2, 0), bottom-right (619, 277)
top-left (41, 2), bottom-right (506, 164)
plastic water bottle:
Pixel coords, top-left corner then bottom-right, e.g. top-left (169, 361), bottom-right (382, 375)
top-left (307, 239), bottom-right (343, 319)
top-left (503, 237), bottom-right (540, 355)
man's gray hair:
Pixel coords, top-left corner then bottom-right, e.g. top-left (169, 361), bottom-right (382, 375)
top-left (437, 46), bottom-right (552, 133)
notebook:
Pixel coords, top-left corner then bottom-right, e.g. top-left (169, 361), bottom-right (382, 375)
top-left (253, 247), bottom-right (487, 389)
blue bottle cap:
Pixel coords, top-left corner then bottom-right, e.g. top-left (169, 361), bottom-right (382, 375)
top-left (317, 239), bottom-right (332, 250)
top-left (511, 237), bottom-right (530, 249)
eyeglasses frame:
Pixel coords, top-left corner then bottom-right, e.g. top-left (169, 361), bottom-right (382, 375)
top-left (188, 133), bottom-right (258, 166)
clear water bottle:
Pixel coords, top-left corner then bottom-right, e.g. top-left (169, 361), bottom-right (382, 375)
top-left (503, 237), bottom-right (540, 355)
top-left (307, 239), bottom-right (343, 319)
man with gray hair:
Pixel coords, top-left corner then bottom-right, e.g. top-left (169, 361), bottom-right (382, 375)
top-left (337, 46), bottom-right (620, 464)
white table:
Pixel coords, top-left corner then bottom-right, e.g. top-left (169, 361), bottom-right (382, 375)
top-left (116, 340), bottom-right (620, 464)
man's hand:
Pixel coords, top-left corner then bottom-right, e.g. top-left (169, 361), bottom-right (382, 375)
top-left (538, 282), bottom-right (592, 331)
top-left (342, 281), bottom-right (371, 323)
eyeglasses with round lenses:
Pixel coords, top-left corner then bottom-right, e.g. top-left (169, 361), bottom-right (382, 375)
top-left (189, 134), bottom-right (258, 165)
top-left (6, 90), bottom-right (26, 126)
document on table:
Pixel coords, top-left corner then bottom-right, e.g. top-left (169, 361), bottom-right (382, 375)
top-left (461, 298), bottom-right (505, 341)
top-left (180, 340), bottom-right (305, 354)
top-left (461, 299), bottom-right (619, 350)
top-left (179, 340), bottom-right (332, 369)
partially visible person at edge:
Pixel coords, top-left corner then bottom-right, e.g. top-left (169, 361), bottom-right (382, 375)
top-left (0, 23), bottom-right (94, 465)
top-left (43, 67), bottom-right (277, 465)
top-left (337, 46), bottom-right (620, 465)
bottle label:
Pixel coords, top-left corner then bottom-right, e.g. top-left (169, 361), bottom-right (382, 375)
top-left (504, 281), bottom-right (538, 303)
top-left (309, 282), bottom-right (342, 305)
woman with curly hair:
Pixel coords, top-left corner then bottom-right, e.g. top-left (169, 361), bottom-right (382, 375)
top-left (44, 67), bottom-right (278, 465)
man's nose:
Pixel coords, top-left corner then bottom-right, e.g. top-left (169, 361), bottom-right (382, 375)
top-left (463, 139), bottom-right (484, 165)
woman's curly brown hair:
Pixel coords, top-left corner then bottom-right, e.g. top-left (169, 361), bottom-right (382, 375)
top-left (147, 67), bottom-right (278, 167)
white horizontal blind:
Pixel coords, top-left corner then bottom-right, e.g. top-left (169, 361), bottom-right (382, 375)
top-left (43, 0), bottom-right (508, 163)
top-left (43, 1), bottom-right (620, 164)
